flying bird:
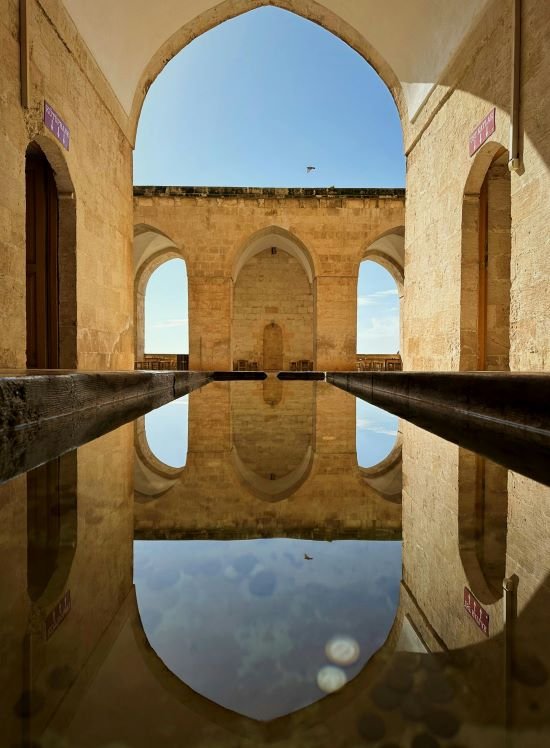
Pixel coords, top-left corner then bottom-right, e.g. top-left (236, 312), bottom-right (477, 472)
top-left (306, 166), bottom-right (316, 173)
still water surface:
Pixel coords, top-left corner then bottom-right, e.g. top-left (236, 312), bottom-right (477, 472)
top-left (1, 380), bottom-right (549, 747)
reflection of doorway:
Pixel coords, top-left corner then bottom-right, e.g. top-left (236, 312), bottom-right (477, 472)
top-left (26, 146), bottom-right (59, 368)
top-left (459, 450), bottom-right (508, 604)
top-left (27, 452), bottom-right (77, 603)
top-left (263, 323), bottom-right (283, 370)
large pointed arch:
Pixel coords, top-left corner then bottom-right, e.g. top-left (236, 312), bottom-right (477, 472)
top-left (128, 1), bottom-right (405, 142)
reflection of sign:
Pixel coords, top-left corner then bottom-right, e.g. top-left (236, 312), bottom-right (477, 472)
top-left (45, 590), bottom-right (71, 639)
top-left (464, 587), bottom-right (489, 636)
top-left (469, 108), bottom-right (496, 156)
top-left (44, 101), bottom-right (70, 150)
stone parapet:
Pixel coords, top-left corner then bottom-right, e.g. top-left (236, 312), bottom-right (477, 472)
top-left (0, 370), bottom-right (213, 482)
top-left (327, 371), bottom-right (550, 486)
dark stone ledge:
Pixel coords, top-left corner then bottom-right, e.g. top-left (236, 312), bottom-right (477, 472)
top-left (0, 370), bottom-right (212, 484)
top-left (212, 371), bottom-right (267, 380)
top-left (277, 372), bottom-right (326, 380)
top-left (327, 371), bottom-right (550, 487)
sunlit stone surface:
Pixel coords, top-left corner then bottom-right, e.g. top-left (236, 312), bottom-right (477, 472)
top-left (0, 380), bottom-right (549, 747)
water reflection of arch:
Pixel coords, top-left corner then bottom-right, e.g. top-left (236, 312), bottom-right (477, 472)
top-left (134, 417), bottom-right (185, 501)
top-left (129, 586), bottom-right (402, 736)
top-left (230, 379), bottom-right (315, 503)
top-left (359, 434), bottom-right (403, 504)
top-left (133, 224), bottom-right (187, 362)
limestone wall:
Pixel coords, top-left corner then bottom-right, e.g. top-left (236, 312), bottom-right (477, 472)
top-left (0, 0), bottom-right (133, 369)
top-left (133, 188), bottom-right (405, 371)
top-left (233, 248), bottom-right (314, 369)
top-left (404, 0), bottom-right (550, 371)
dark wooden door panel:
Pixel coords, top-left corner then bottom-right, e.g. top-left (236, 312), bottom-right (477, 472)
top-left (26, 149), bottom-right (59, 369)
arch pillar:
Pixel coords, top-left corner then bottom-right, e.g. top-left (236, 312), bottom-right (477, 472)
top-left (188, 275), bottom-right (232, 370)
top-left (315, 275), bottom-right (357, 370)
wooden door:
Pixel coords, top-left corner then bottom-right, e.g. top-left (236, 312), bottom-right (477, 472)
top-left (263, 322), bottom-right (283, 370)
top-left (26, 148), bottom-right (59, 368)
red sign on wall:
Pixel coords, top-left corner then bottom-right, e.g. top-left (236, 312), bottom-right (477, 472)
top-left (464, 587), bottom-right (489, 636)
top-left (44, 101), bottom-right (70, 151)
top-left (469, 108), bottom-right (496, 156)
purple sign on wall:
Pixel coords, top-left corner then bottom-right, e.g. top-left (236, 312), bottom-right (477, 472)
top-left (45, 590), bottom-right (71, 639)
top-left (44, 101), bottom-right (70, 150)
top-left (469, 108), bottom-right (496, 156)
top-left (464, 587), bottom-right (489, 636)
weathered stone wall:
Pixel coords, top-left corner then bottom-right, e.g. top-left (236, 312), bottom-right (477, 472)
top-left (404, 0), bottom-right (550, 371)
top-left (133, 188), bottom-right (405, 371)
top-left (0, 0), bottom-right (133, 369)
top-left (233, 248), bottom-right (313, 369)
top-left (1, 0), bottom-right (548, 375)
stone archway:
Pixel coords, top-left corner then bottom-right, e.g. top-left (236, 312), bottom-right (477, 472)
top-left (358, 227), bottom-right (404, 360)
top-left (232, 228), bottom-right (315, 371)
top-left (133, 225), bottom-right (187, 363)
top-left (460, 143), bottom-right (511, 371)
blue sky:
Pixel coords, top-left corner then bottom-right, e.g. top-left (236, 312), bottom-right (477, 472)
top-left (135, 6), bottom-right (405, 354)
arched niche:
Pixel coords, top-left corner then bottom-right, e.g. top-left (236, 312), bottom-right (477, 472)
top-left (232, 227), bottom-right (316, 285)
top-left (25, 138), bottom-right (77, 369)
top-left (460, 144), bottom-right (511, 371)
top-left (458, 449), bottom-right (508, 605)
top-left (133, 225), bottom-right (187, 363)
top-left (232, 228), bottom-right (315, 371)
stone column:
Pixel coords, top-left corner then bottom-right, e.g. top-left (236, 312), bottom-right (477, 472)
top-left (188, 275), bottom-right (232, 370)
top-left (315, 275), bottom-right (357, 370)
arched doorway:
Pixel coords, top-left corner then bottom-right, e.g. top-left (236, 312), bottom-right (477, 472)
top-left (25, 141), bottom-right (76, 370)
top-left (133, 226), bottom-right (188, 368)
top-left (461, 146), bottom-right (511, 371)
top-left (26, 146), bottom-right (58, 368)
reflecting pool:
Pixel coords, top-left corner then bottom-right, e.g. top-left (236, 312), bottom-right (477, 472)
top-left (1, 379), bottom-right (549, 747)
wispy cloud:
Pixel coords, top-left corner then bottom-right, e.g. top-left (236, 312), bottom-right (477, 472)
top-left (357, 418), bottom-right (397, 437)
top-left (147, 318), bottom-right (188, 330)
top-left (357, 313), bottom-right (399, 353)
top-left (358, 289), bottom-right (398, 308)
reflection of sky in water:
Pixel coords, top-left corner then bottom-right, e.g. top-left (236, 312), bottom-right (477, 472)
top-left (134, 538), bottom-right (401, 721)
top-left (144, 395), bottom-right (188, 468)
top-left (356, 399), bottom-right (398, 468)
